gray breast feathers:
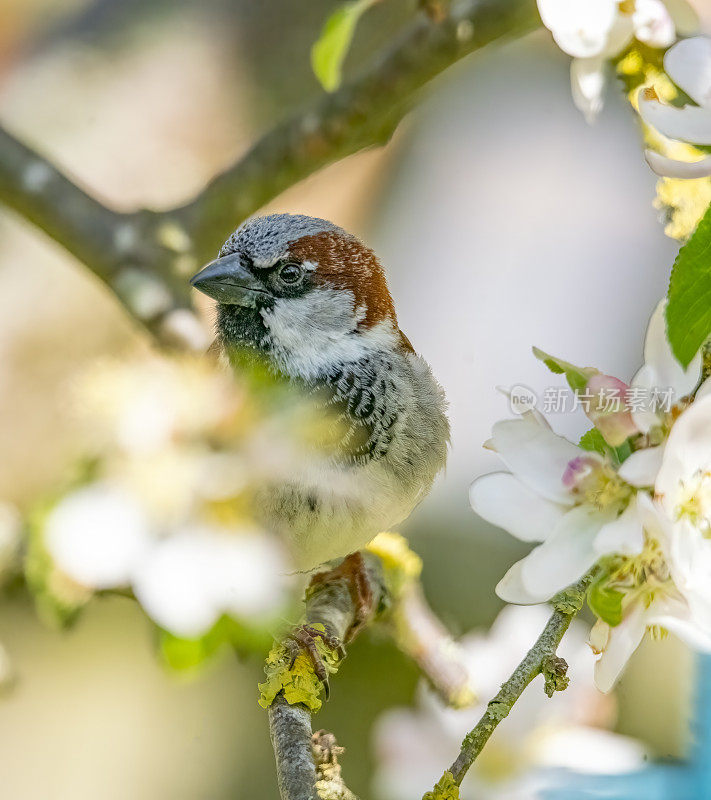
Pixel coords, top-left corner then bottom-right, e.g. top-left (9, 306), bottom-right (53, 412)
top-left (320, 348), bottom-right (449, 491)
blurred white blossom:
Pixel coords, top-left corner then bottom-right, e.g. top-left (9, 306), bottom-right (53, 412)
top-left (537, 0), bottom-right (697, 121)
top-left (132, 526), bottom-right (289, 638)
top-left (45, 483), bottom-right (150, 590)
top-left (373, 605), bottom-right (646, 800)
top-left (38, 355), bottom-right (307, 640)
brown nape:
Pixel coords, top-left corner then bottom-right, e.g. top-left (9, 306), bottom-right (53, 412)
top-left (288, 231), bottom-right (397, 329)
top-left (398, 329), bottom-right (415, 353)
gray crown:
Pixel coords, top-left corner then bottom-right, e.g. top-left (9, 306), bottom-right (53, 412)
top-left (219, 213), bottom-right (349, 266)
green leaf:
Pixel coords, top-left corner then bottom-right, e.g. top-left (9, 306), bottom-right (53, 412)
top-left (579, 428), bottom-right (610, 457)
top-left (311, 0), bottom-right (375, 92)
top-left (579, 428), bottom-right (632, 465)
top-left (532, 346), bottom-right (598, 392)
top-left (666, 201), bottom-right (711, 368)
top-left (159, 615), bottom-right (277, 674)
top-left (614, 439), bottom-right (632, 464)
top-left (587, 579), bottom-right (623, 627)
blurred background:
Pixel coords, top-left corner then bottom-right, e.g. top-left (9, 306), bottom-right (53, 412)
top-left (0, 1), bottom-right (697, 797)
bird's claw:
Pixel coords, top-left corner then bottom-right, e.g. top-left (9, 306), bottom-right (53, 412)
top-left (284, 624), bottom-right (344, 699)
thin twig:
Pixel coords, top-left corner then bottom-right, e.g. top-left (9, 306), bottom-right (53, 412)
top-left (442, 574), bottom-right (593, 789)
top-left (389, 581), bottom-right (476, 708)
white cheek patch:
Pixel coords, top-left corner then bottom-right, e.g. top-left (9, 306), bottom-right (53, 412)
top-left (261, 288), bottom-right (398, 380)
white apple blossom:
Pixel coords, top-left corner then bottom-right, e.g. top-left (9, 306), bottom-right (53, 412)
top-left (132, 526), bottom-right (290, 638)
top-left (470, 299), bottom-right (704, 608)
top-left (39, 356), bottom-right (314, 640)
top-left (654, 394), bottom-right (711, 634)
top-left (45, 483), bottom-right (151, 590)
top-left (588, 492), bottom-right (711, 691)
top-left (470, 298), bottom-right (711, 691)
top-left (470, 410), bottom-right (644, 604)
top-left (537, 0), bottom-right (697, 121)
top-left (372, 605), bottom-right (647, 800)
top-left (583, 306), bottom-right (711, 690)
top-left (640, 36), bottom-right (711, 177)
top-left (45, 481), bottom-right (291, 638)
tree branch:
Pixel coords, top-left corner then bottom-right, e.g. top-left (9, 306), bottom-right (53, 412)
top-left (0, 0), bottom-right (539, 342)
top-left (434, 574), bottom-right (593, 792)
top-left (173, 0), bottom-right (540, 260)
top-left (0, 125), bottom-right (209, 347)
top-left (266, 552), bottom-right (387, 800)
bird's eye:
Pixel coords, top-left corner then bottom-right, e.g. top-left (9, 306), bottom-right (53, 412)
top-left (278, 263), bottom-right (303, 284)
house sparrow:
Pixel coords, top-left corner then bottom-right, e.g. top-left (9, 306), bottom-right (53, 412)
top-left (190, 214), bottom-right (449, 577)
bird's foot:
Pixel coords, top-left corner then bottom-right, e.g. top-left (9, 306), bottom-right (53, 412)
top-left (284, 624), bottom-right (345, 700)
top-left (309, 551), bottom-right (375, 642)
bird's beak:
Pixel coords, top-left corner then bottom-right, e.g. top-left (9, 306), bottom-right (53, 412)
top-left (190, 253), bottom-right (268, 307)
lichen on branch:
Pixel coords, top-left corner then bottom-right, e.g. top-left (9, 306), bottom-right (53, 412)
top-left (264, 533), bottom-right (473, 800)
top-left (259, 625), bottom-right (342, 713)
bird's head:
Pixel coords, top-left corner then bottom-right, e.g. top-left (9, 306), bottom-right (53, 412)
top-left (190, 214), bottom-right (412, 380)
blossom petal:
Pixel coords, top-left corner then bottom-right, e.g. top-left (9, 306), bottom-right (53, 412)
top-left (645, 149), bottom-right (711, 179)
top-left (629, 365), bottom-right (661, 434)
top-left (656, 395), bottom-right (711, 506)
top-left (496, 559), bottom-right (552, 604)
top-left (664, 36), bottom-right (711, 109)
top-left (594, 496), bottom-right (644, 557)
top-left (537, 0), bottom-right (619, 58)
top-left (45, 483), bottom-right (151, 589)
top-left (133, 528), bottom-right (288, 638)
top-left (600, 12), bottom-right (635, 57)
top-left (617, 446), bottom-right (664, 487)
top-left (662, 518), bottom-right (711, 630)
top-left (633, 0), bottom-right (676, 48)
top-left (520, 506), bottom-right (608, 599)
top-left (661, 0), bottom-right (699, 36)
top-left (594, 603), bottom-right (647, 692)
top-left (132, 532), bottom-right (220, 638)
top-left (571, 58), bottom-right (607, 123)
top-left (638, 90), bottom-right (711, 145)
top-left (488, 412), bottom-right (581, 505)
top-left (635, 492), bottom-right (676, 556)
top-left (649, 594), bottom-right (711, 651)
top-left (632, 300), bottom-right (701, 415)
top-left (469, 472), bottom-right (567, 543)
top-left (212, 533), bottom-right (288, 618)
